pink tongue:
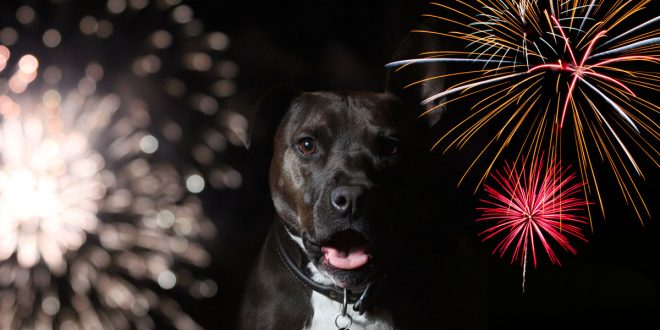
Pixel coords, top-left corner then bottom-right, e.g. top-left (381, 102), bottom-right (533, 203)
top-left (322, 245), bottom-right (370, 270)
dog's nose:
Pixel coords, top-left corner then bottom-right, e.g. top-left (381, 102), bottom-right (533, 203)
top-left (330, 186), bottom-right (364, 215)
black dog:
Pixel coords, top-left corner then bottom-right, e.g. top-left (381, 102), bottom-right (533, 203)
top-left (239, 89), bottom-right (435, 329)
top-left (238, 91), bottom-right (487, 328)
top-left (238, 17), bottom-right (488, 329)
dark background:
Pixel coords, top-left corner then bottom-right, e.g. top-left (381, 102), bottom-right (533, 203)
top-left (0, 0), bottom-right (655, 329)
top-left (187, 1), bottom-right (659, 329)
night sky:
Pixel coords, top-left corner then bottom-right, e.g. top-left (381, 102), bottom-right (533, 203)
top-left (0, 0), bottom-right (656, 329)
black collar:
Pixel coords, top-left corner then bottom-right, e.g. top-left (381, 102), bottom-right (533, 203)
top-left (274, 221), bottom-right (385, 315)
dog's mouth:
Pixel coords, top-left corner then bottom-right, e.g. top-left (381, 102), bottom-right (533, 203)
top-left (301, 228), bottom-right (380, 288)
top-left (319, 230), bottom-right (372, 270)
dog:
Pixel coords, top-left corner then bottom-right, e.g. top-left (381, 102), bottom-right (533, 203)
top-left (237, 17), bottom-right (489, 328)
top-left (238, 88), bottom-right (437, 329)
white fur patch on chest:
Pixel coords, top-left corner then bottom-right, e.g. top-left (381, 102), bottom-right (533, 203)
top-left (305, 291), bottom-right (395, 330)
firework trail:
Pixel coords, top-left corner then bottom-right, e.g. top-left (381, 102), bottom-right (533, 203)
top-left (388, 0), bottom-right (659, 224)
top-left (0, 0), bottom-right (243, 328)
top-left (477, 155), bottom-right (589, 291)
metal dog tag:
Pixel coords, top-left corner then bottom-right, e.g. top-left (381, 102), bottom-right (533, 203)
top-left (334, 314), bottom-right (352, 330)
top-left (335, 288), bottom-right (352, 329)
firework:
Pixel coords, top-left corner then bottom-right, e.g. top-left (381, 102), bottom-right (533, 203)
top-left (388, 0), bottom-right (659, 223)
top-left (477, 155), bottom-right (589, 290)
top-left (0, 1), bottom-right (243, 328)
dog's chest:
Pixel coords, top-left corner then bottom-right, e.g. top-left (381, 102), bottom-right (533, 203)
top-left (305, 291), bottom-right (395, 330)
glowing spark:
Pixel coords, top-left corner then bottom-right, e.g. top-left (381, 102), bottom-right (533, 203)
top-left (597, 16), bottom-right (660, 49)
top-left (477, 155), bottom-right (589, 290)
top-left (387, 58), bottom-right (515, 67)
top-left (421, 72), bottom-right (527, 105)
top-left (577, 0), bottom-right (597, 33)
top-left (533, 20), bottom-right (607, 128)
top-left (591, 37), bottom-right (660, 58)
top-left (0, 90), bottom-right (107, 274)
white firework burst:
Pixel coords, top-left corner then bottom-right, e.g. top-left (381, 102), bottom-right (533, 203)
top-left (0, 0), bottom-right (243, 328)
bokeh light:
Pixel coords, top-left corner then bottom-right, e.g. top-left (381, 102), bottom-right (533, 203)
top-left (0, 0), bottom-right (244, 328)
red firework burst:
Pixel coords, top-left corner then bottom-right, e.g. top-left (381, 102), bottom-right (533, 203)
top-left (477, 156), bottom-right (589, 269)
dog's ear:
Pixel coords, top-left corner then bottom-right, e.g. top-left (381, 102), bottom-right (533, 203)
top-left (386, 18), bottom-right (447, 128)
top-left (247, 84), bottom-right (302, 160)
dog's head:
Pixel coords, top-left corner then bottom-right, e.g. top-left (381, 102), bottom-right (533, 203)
top-left (244, 16), bottom-right (448, 288)
top-left (255, 90), bottom-right (416, 288)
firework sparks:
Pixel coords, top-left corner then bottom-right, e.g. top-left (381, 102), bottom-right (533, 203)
top-left (0, 1), bottom-right (243, 329)
top-left (477, 156), bottom-right (589, 290)
top-left (388, 0), bottom-right (659, 223)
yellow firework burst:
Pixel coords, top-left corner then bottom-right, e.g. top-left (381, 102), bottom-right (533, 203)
top-left (389, 0), bottom-right (659, 225)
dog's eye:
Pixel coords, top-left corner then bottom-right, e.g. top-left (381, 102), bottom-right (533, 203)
top-left (379, 138), bottom-right (399, 157)
top-left (296, 137), bottom-right (317, 156)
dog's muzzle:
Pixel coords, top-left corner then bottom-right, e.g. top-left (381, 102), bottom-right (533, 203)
top-left (275, 222), bottom-right (387, 315)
